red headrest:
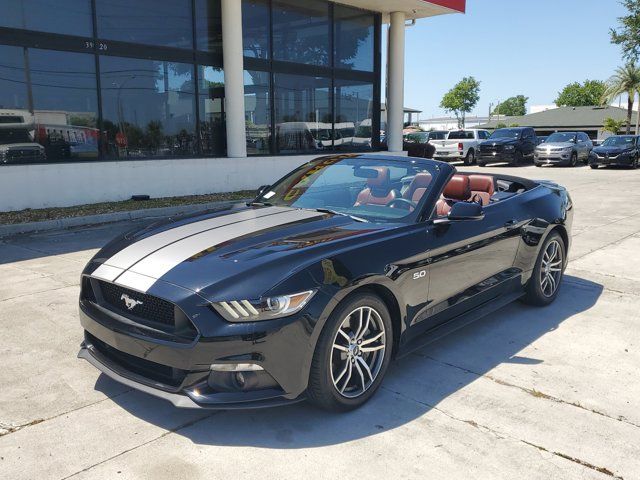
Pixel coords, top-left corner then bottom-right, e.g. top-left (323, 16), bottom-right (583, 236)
top-left (468, 175), bottom-right (494, 195)
top-left (443, 175), bottom-right (471, 200)
top-left (367, 167), bottom-right (391, 188)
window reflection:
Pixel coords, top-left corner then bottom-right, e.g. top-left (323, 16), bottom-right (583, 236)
top-left (242, 0), bottom-right (270, 59)
top-left (195, 0), bottom-right (222, 52)
top-left (334, 5), bottom-right (374, 72)
top-left (274, 74), bottom-right (331, 153)
top-left (96, 0), bottom-right (193, 49)
top-left (335, 80), bottom-right (374, 150)
top-left (100, 56), bottom-right (196, 159)
top-left (244, 70), bottom-right (271, 155)
top-left (198, 66), bottom-right (226, 156)
top-left (1, 0), bottom-right (92, 37)
top-left (0, 46), bottom-right (99, 165)
top-left (272, 0), bottom-right (330, 66)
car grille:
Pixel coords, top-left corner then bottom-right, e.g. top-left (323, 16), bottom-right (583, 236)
top-left (98, 280), bottom-right (175, 328)
top-left (481, 144), bottom-right (503, 153)
top-left (86, 332), bottom-right (187, 388)
top-left (83, 278), bottom-right (198, 341)
top-left (5, 149), bottom-right (44, 163)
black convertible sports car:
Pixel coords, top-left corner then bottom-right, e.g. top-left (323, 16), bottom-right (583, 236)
top-left (78, 154), bottom-right (573, 412)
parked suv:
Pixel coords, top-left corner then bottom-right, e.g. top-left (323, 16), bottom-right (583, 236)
top-left (403, 130), bottom-right (447, 159)
top-left (534, 132), bottom-right (592, 167)
top-left (478, 127), bottom-right (537, 166)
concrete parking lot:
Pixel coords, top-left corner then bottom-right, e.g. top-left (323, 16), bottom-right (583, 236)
top-left (1, 163), bottom-right (639, 480)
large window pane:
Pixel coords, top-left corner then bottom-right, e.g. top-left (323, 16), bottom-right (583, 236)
top-left (100, 56), bottom-right (197, 159)
top-left (29, 49), bottom-right (99, 162)
top-left (274, 73), bottom-right (330, 154)
top-left (198, 66), bottom-right (226, 156)
top-left (242, 0), bottom-right (270, 59)
top-left (1, 0), bottom-right (92, 37)
top-left (272, 0), bottom-right (329, 66)
top-left (335, 80), bottom-right (374, 151)
top-left (244, 70), bottom-right (270, 155)
top-left (0, 47), bottom-right (99, 165)
top-left (334, 5), bottom-right (374, 72)
top-left (0, 46), bottom-right (28, 111)
top-left (195, 0), bottom-right (222, 52)
top-left (96, 0), bottom-right (193, 49)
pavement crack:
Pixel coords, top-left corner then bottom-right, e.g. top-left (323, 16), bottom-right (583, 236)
top-left (59, 411), bottom-right (223, 480)
top-left (382, 385), bottom-right (623, 479)
top-left (521, 440), bottom-right (624, 479)
top-left (413, 353), bottom-right (640, 429)
top-left (0, 388), bottom-right (134, 438)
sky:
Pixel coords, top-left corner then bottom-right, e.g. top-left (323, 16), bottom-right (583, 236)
top-left (382, 0), bottom-right (630, 119)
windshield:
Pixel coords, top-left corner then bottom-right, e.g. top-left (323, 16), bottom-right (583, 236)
top-left (404, 132), bottom-right (430, 144)
top-left (255, 156), bottom-right (440, 223)
top-left (602, 136), bottom-right (636, 147)
top-left (546, 132), bottom-right (577, 143)
top-left (490, 129), bottom-right (521, 139)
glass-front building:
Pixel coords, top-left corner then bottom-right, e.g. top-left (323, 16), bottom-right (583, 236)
top-left (0, 0), bottom-right (380, 165)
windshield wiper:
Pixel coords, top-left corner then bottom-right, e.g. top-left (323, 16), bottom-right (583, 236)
top-left (313, 208), bottom-right (368, 223)
top-left (247, 201), bottom-right (273, 207)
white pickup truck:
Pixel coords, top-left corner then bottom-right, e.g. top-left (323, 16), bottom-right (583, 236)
top-left (433, 129), bottom-right (491, 165)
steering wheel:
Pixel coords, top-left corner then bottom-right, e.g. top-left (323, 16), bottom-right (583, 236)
top-left (386, 198), bottom-right (417, 210)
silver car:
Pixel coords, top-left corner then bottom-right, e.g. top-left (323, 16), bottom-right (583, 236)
top-left (534, 131), bottom-right (592, 167)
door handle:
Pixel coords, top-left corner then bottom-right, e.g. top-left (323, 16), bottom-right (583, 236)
top-left (504, 220), bottom-right (518, 230)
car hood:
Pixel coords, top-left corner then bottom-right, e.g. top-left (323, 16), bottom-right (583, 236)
top-left (89, 204), bottom-right (393, 300)
top-left (482, 138), bottom-right (518, 146)
top-left (593, 145), bottom-right (634, 155)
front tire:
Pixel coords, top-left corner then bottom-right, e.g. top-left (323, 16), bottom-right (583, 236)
top-left (590, 164), bottom-right (599, 169)
top-left (569, 152), bottom-right (578, 167)
top-left (523, 231), bottom-right (566, 306)
top-left (511, 150), bottom-right (523, 166)
top-left (307, 292), bottom-right (393, 412)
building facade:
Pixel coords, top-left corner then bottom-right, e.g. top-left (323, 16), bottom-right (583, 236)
top-left (0, 0), bottom-right (464, 211)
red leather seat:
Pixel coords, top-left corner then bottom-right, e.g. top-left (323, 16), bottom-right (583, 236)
top-left (468, 175), bottom-right (494, 206)
top-left (435, 175), bottom-right (471, 216)
top-left (354, 167), bottom-right (398, 207)
top-left (403, 172), bottom-right (433, 204)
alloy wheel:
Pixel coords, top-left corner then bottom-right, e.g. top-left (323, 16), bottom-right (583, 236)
top-left (540, 239), bottom-right (563, 297)
top-left (330, 306), bottom-right (386, 398)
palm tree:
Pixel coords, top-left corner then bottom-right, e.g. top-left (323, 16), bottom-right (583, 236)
top-left (602, 63), bottom-right (640, 134)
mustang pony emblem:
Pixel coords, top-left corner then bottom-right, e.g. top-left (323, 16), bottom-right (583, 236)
top-left (121, 294), bottom-right (143, 311)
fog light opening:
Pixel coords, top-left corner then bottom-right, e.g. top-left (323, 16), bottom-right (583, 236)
top-left (209, 363), bottom-right (264, 372)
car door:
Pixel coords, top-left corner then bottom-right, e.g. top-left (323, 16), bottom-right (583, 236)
top-left (406, 199), bottom-right (524, 338)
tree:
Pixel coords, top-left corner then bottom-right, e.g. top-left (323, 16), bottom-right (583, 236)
top-left (440, 77), bottom-right (481, 128)
top-left (602, 63), bottom-right (640, 133)
top-left (493, 95), bottom-right (528, 116)
top-left (603, 117), bottom-right (627, 134)
top-left (610, 0), bottom-right (640, 62)
top-left (555, 80), bottom-right (606, 107)
top-left (496, 122), bottom-right (508, 129)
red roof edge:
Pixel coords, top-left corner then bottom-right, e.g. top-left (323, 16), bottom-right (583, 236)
top-left (423, 0), bottom-right (466, 13)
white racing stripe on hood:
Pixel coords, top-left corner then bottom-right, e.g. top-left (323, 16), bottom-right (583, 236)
top-left (115, 208), bottom-right (325, 292)
top-left (92, 206), bottom-right (290, 282)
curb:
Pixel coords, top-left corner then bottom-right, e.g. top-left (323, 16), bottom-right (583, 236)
top-left (0, 200), bottom-right (248, 238)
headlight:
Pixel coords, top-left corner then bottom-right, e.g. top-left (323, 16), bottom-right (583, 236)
top-left (563, 147), bottom-right (573, 151)
top-left (504, 145), bottom-right (515, 150)
top-left (212, 290), bottom-right (316, 322)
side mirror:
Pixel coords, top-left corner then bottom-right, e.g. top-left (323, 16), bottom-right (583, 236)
top-left (433, 201), bottom-right (485, 225)
top-left (257, 185), bottom-right (271, 197)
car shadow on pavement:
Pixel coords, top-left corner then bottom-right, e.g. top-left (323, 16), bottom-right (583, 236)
top-left (95, 274), bottom-right (603, 449)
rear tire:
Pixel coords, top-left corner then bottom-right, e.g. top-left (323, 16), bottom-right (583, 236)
top-left (464, 150), bottom-right (475, 166)
top-left (523, 231), bottom-right (565, 306)
top-left (307, 292), bottom-right (393, 412)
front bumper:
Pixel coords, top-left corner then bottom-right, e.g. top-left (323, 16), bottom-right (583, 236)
top-left (78, 288), bottom-right (325, 409)
top-left (534, 152), bottom-right (572, 166)
top-left (590, 154), bottom-right (635, 166)
top-left (479, 151), bottom-right (516, 164)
